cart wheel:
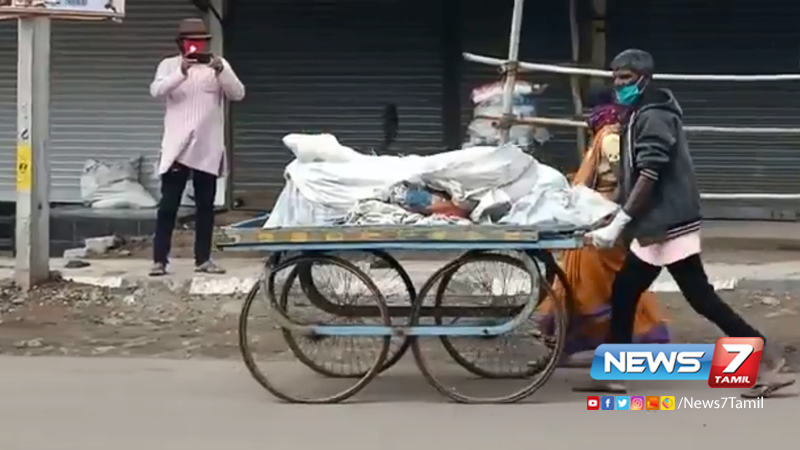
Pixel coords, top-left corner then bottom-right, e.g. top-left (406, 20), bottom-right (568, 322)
top-left (270, 250), bottom-right (415, 377)
top-left (524, 250), bottom-right (576, 373)
top-left (410, 251), bottom-right (568, 403)
top-left (239, 254), bottom-right (391, 404)
top-left (435, 250), bottom-right (573, 377)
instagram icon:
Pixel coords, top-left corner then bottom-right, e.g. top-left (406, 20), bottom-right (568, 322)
top-left (631, 396), bottom-right (645, 410)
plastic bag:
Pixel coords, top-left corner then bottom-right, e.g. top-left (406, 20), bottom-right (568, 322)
top-left (464, 80), bottom-right (551, 150)
top-left (80, 157), bottom-right (157, 209)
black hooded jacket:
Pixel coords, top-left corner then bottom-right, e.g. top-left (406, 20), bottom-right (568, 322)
top-left (619, 86), bottom-right (702, 245)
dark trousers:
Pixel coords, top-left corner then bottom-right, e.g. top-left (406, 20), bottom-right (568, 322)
top-left (607, 251), bottom-right (765, 344)
top-left (153, 163), bottom-right (217, 265)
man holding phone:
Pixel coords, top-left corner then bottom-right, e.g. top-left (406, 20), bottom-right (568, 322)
top-left (149, 18), bottom-right (245, 276)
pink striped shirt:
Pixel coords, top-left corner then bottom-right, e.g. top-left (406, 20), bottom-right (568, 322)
top-left (150, 55), bottom-right (245, 176)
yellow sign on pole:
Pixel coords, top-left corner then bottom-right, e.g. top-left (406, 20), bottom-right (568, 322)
top-left (16, 142), bottom-right (31, 191)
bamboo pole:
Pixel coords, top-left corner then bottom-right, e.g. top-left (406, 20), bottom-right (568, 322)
top-left (498, 0), bottom-right (525, 144)
top-left (477, 114), bottom-right (800, 134)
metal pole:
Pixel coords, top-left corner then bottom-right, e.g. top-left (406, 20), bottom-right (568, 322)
top-left (209, 0), bottom-right (228, 208)
top-left (15, 16), bottom-right (51, 290)
top-left (498, 0), bottom-right (524, 144)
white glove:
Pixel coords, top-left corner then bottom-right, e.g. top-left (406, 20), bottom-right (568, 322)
top-left (585, 210), bottom-right (632, 248)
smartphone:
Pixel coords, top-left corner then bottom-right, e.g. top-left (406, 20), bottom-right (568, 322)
top-left (182, 38), bottom-right (211, 64)
top-left (191, 53), bottom-right (212, 64)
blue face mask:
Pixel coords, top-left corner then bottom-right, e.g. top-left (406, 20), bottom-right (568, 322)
top-left (615, 83), bottom-right (641, 106)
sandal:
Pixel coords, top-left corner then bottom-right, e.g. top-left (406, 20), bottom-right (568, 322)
top-left (741, 359), bottom-right (797, 399)
top-left (195, 260), bottom-right (226, 274)
top-left (149, 262), bottom-right (167, 277)
top-left (741, 378), bottom-right (796, 399)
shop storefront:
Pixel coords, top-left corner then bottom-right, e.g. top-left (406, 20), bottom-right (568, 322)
top-left (225, 0), bottom-right (582, 209)
top-left (607, 0), bottom-right (800, 219)
top-left (0, 0), bottom-right (199, 203)
top-left (1, 0), bottom-right (798, 221)
top-left (226, 0), bottom-right (449, 209)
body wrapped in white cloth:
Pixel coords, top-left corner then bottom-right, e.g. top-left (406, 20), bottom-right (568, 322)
top-left (265, 133), bottom-right (617, 229)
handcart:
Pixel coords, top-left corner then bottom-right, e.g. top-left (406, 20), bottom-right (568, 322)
top-left (215, 216), bottom-right (585, 404)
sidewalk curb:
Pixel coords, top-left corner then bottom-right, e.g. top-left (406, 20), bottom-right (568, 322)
top-left (55, 273), bottom-right (800, 297)
top-left (703, 236), bottom-right (800, 252)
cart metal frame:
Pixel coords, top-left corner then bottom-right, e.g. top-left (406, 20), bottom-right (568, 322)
top-left (217, 217), bottom-right (585, 404)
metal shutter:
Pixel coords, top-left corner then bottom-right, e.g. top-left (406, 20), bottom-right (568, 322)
top-left (460, 0), bottom-right (581, 172)
top-left (0, 0), bottom-right (198, 203)
top-left (607, 0), bottom-right (800, 219)
top-left (228, 0), bottom-right (444, 209)
top-left (0, 22), bottom-right (17, 200)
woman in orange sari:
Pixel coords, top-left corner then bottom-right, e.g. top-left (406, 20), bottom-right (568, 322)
top-left (538, 89), bottom-right (669, 373)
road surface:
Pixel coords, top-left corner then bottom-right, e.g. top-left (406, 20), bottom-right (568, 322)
top-left (1, 356), bottom-right (796, 449)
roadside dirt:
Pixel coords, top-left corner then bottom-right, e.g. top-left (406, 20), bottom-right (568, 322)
top-left (91, 209), bottom-right (268, 260)
top-left (1, 278), bottom-right (799, 370)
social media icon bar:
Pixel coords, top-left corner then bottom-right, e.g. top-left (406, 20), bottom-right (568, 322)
top-left (588, 395), bottom-right (673, 411)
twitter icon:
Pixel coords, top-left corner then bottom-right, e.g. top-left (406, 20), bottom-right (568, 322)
top-left (615, 396), bottom-right (630, 410)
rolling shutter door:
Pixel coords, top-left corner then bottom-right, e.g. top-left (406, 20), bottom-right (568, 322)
top-left (0, 0), bottom-right (197, 203)
top-left (228, 0), bottom-right (444, 209)
top-left (607, 0), bottom-right (800, 219)
top-left (0, 23), bottom-right (15, 200)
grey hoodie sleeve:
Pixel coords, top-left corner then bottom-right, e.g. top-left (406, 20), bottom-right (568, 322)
top-left (633, 110), bottom-right (677, 181)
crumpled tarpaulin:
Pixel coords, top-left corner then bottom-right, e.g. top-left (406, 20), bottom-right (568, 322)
top-left (264, 133), bottom-right (617, 229)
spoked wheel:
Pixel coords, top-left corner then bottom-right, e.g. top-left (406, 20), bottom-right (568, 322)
top-left (238, 254), bottom-right (391, 404)
top-left (436, 250), bottom-right (574, 377)
top-left (268, 250), bottom-right (415, 377)
top-left (525, 250), bottom-right (576, 373)
top-left (409, 251), bottom-right (568, 403)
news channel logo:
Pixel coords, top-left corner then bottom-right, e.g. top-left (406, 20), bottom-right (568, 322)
top-left (589, 339), bottom-right (763, 388)
top-left (587, 396), bottom-right (675, 411)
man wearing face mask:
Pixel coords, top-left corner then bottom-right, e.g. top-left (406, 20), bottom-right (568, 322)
top-left (582, 49), bottom-right (794, 397)
top-left (149, 18), bottom-right (245, 276)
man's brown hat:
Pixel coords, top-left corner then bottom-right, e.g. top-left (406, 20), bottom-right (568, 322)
top-left (178, 18), bottom-right (211, 39)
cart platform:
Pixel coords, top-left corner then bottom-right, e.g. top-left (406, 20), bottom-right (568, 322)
top-left (214, 220), bottom-right (588, 252)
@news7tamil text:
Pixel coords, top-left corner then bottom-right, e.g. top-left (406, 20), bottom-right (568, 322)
top-left (679, 397), bottom-right (764, 409)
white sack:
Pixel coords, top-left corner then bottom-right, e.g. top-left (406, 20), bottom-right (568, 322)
top-left (80, 157), bottom-right (157, 209)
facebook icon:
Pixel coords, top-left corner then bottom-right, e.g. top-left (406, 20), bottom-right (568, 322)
top-left (601, 396), bottom-right (615, 410)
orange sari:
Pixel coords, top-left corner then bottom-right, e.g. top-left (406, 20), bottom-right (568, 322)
top-left (537, 125), bottom-right (669, 354)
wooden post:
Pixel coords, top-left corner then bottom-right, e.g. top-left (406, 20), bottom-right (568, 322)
top-left (498, 0), bottom-right (525, 144)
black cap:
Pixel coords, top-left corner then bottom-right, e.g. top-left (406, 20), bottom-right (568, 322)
top-left (610, 49), bottom-right (655, 76)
